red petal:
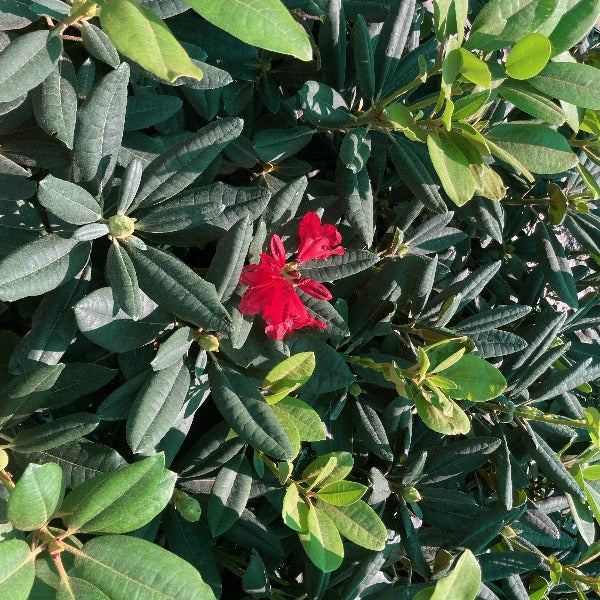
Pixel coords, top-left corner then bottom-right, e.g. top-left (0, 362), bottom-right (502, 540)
top-left (297, 278), bottom-right (332, 300)
top-left (297, 212), bottom-right (345, 263)
top-left (270, 235), bottom-right (287, 266)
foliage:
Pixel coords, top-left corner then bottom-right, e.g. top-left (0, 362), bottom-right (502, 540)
top-left (0, 0), bottom-right (599, 598)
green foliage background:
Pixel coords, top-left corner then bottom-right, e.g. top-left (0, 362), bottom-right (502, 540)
top-left (0, 0), bottom-right (600, 598)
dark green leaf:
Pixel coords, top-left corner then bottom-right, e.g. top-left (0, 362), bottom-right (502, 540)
top-left (38, 175), bottom-right (101, 225)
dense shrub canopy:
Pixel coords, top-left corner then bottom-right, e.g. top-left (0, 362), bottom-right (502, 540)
top-left (0, 0), bottom-right (599, 598)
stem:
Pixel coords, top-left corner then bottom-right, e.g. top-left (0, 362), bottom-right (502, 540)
top-left (0, 469), bottom-right (15, 492)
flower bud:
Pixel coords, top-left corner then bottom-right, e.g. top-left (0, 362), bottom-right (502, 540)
top-left (108, 214), bottom-right (135, 239)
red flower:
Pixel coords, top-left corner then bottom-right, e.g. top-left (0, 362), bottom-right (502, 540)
top-left (297, 212), bottom-right (344, 263)
top-left (238, 214), bottom-right (344, 340)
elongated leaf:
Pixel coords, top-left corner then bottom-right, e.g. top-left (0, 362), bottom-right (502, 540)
top-left (72, 63), bottom-right (129, 194)
top-left (0, 30), bottom-right (62, 102)
top-left (73, 535), bottom-right (215, 600)
top-left (62, 454), bottom-right (173, 533)
top-left (352, 401), bottom-right (393, 461)
top-left (0, 235), bottom-right (91, 302)
top-left (498, 80), bottom-right (565, 126)
top-left (534, 221), bottom-right (578, 308)
top-left (10, 413), bottom-right (100, 452)
top-left (374, 0), bottom-right (416, 97)
top-left (100, 0), bottom-right (203, 82)
top-left (530, 358), bottom-right (600, 402)
top-left (132, 117), bottom-right (243, 209)
top-left (316, 480), bottom-right (367, 506)
top-left (207, 363), bottom-right (294, 460)
top-left (529, 62), bottom-right (600, 110)
top-left (352, 15), bottom-right (375, 100)
top-left (38, 175), bottom-right (101, 225)
top-left (547, 0), bottom-right (600, 56)
top-left (205, 215), bottom-right (253, 302)
top-left (7, 463), bottom-right (64, 530)
top-left (151, 327), bottom-right (194, 371)
top-left (207, 454), bottom-right (252, 536)
top-left (124, 243), bottom-right (230, 331)
top-left (339, 166), bottom-right (374, 246)
top-left (32, 54), bottom-right (77, 148)
top-left (74, 287), bottom-right (172, 352)
top-left (127, 360), bottom-right (191, 453)
top-left (81, 20), bottom-right (120, 68)
top-left (300, 504), bottom-right (344, 573)
top-left (10, 268), bottom-right (90, 372)
top-left (318, 499), bottom-right (387, 551)
top-left (184, 0), bottom-right (311, 61)
top-left (0, 363), bottom-right (65, 425)
top-left (0, 540), bottom-right (35, 600)
top-left (427, 132), bottom-right (475, 206)
top-left (254, 126), bottom-right (314, 163)
top-left (13, 439), bottom-right (127, 489)
top-left (486, 123), bottom-right (577, 175)
top-left (299, 250), bottom-right (378, 283)
top-left (319, 0), bottom-right (345, 89)
top-left (526, 429), bottom-right (586, 500)
top-left (106, 241), bottom-right (141, 319)
top-left (390, 138), bottom-right (447, 213)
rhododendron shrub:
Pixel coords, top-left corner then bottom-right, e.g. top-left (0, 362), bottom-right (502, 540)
top-left (0, 0), bottom-right (599, 598)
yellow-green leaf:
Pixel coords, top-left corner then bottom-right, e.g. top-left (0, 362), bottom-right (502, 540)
top-left (99, 0), bottom-right (203, 83)
top-left (505, 33), bottom-right (551, 80)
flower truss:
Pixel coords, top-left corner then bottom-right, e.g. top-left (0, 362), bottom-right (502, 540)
top-left (239, 212), bottom-right (345, 340)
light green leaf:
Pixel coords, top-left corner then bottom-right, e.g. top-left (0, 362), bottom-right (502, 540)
top-left (430, 549), bottom-right (481, 600)
top-left (0, 30), bottom-right (62, 103)
top-left (427, 132), bottom-right (475, 206)
top-left (441, 354), bottom-right (507, 402)
top-left (318, 499), bottom-right (387, 551)
top-left (62, 454), bottom-right (172, 534)
top-left (299, 504), bottom-right (344, 573)
top-left (10, 413), bottom-right (100, 453)
top-left (100, 0), bottom-right (204, 82)
top-left (282, 484), bottom-right (309, 532)
top-left (0, 235), bottom-right (91, 302)
top-left (486, 123), bottom-right (577, 174)
top-left (505, 33), bottom-right (551, 79)
top-left (414, 389), bottom-right (471, 435)
top-left (7, 463), bottom-right (65, 530)
top-left (207, 364), bottom-right (294, 460)
top-left (271, 396), bottom-right (325, 442)
top-left (530, 62), bottom-right (600, 110)
top-left (455, 48), bottom-right (491, 87)
top-left (302, 452), bottom-right (354, 487)
top-left (0, 540), bottom-right (35, 600)
top-left (38, 175), bottom-right (101, 225)
top-left (316, 480), bottom-right (367, 506)
top-left (124, 243), bottom-right (230, 332)
top-left (183, 0), bottom-right (312, 61)
top-left (73, 535), bottom-right (215, 600)
top-left (207, 454), bottom-right (252, 536)
top-left (271, 406), bottom-right (301, 459)
top-left (262, 352), bottom-right (315, 404)
top-left (127, 360), bottom-right (190, 454)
